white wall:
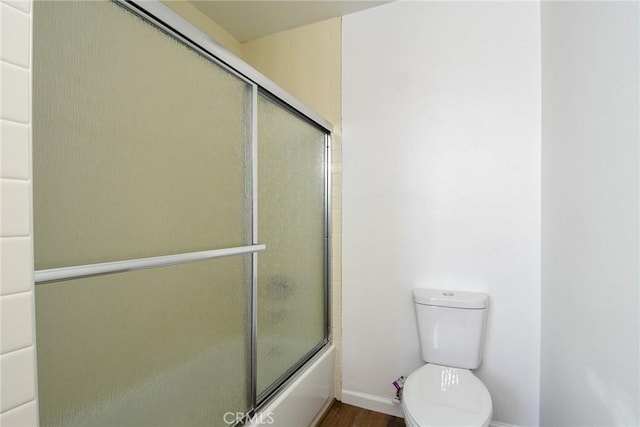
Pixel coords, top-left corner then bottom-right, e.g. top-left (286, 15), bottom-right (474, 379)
top-left (540, 2), bottom-right (640, 426)
top-left (342, 2), bottom-right (541, 426)
top-left (0, 0), bottom-right (39, 425)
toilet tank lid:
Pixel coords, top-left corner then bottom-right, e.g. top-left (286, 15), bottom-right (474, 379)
top-left (413, 289), bottom-right (488, 309)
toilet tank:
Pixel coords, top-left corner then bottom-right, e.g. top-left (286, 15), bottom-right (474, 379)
top-left (413, 289), bottom-right (489, 369)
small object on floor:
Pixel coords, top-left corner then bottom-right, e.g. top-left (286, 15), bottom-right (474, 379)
top-left (392, 375), bottom-right (406, 403)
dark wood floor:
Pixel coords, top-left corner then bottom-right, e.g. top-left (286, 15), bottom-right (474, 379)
top-left (317, 401), bottom-right (405, 427)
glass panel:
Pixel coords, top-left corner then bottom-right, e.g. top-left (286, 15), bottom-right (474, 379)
top-left (35, 256), bottom-right (250, 427)
top-left (33, 1), bottom-right (251, 269)
top-left (256, 94), bottom-right (327, 396)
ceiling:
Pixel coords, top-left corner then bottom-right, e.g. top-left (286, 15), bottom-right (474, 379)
top-left (188, 1), bottom-right (392, 42)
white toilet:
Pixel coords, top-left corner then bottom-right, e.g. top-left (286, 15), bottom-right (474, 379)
top-left (402, 289), bottom-right (493, 427)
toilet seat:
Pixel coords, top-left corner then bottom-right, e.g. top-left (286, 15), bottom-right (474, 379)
top-left (402, 363), bottom-right (492, 427)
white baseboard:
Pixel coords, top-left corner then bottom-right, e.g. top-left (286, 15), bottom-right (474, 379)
top-left (341, 389), bottom-right (404, 418)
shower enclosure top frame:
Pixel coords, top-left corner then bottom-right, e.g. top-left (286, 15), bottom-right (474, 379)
top-left (124, 0), bottom-right (334, 134)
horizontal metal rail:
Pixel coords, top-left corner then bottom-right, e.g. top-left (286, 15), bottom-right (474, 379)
top-left (35, 244), bottom-right (266, 284)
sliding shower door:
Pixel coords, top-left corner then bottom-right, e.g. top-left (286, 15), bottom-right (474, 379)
top-left (33, 1), bottom-right (252, 269)
top-left (256, 95), bottom-right (328, 398)
top-left (35, 258), bottom-right (251, 426)
top-left (33, 2), bottom-right (253, 426)
top-left (33, 1), bottom-right (330, 426)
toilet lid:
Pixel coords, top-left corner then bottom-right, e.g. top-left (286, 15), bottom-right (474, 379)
top-left (403, 364), bottom-right (492, 427)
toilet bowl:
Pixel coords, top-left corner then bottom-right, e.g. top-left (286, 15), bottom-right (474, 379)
top-left (402, 363), bottom-right (492, 427)
top-left (404, 289), bottom-right (493, 427)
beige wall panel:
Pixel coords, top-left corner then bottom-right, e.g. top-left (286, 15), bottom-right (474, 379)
top-left (162, 0), bottom-right (242, 57)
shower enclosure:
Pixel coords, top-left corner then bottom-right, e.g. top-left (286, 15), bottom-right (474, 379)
top-left (32, 1), bottom-right (331, 425)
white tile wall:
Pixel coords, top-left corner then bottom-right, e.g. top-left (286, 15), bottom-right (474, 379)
top-left (1, 0), bottom-right (28, 14)
top-left (0, 238), bottom-right (32, 296)
top-left (1, 121), bottom-right (30, 179)
top-left (0, 401), bottom-right (37, 426)
top-left (0, 3), bottom-right (30, 68)
top-left (1, 348), bottom-right (36, 412)
top-left (1, 292), bottom-right (34, 353)
top-left (0, 180), bottom-right (30, 237)
top-left (0, 63), bottom-right (30, 123)
top-left (0, 0), bottom-right (38, 424)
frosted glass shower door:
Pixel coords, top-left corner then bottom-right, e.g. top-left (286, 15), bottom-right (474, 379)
top-left (35, 257), bottom-right (251, 426)
top-left (256, 94), bottom-right (328, 397)
top-left (33, 0), bottom-right (331, 423)
top-left (33, 2), bottom-right (253, 426)
top-left (33, 1), bottom-right (251, 270)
